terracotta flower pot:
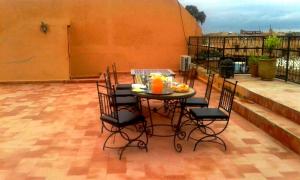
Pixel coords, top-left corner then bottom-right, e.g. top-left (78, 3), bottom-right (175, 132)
top-left (258, 59), bottom-right (276, 80)
top-left (249, 64), bottom-right (259, 77)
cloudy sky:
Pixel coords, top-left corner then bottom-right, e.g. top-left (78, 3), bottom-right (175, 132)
top-left (178, 0), bottom-right (300, 33)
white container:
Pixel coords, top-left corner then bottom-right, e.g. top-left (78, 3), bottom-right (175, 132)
top-left (180, 55), bottom-right (192, 71)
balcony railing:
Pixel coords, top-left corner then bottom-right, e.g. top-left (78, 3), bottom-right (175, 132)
top-left (188, 35), bottom-right (300, 84)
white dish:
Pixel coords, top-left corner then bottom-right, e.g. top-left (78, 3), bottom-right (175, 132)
top-left (131, 84), bottom-right (147, 89)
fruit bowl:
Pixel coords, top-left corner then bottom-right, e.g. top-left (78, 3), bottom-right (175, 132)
top-left (172, 84), bottom-right (189, 93)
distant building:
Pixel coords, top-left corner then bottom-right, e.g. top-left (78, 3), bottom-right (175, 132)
top-left (240, 29), bottom-right (263, 36)
top-left (206, 32), bottom-right (238, 36)
top-left (286, 32), bottom-right (300, 36)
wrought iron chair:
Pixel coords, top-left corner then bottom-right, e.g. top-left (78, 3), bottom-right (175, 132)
top-left (187, 79), bottom-right (238, 151)
top-left (97, 79), bottom-right (139, 134)
top-left (103, 73), bottom-right (139, 109)
top-left (171, 74), bottom-right (215, 126)
top-left (112, 63), bottom-right (132, 90)
top-left (185, 74), bottom-right (215, 108)
top-left (97, 87), bottom-right (148, 160)
top-left (106, 67), bottom-right (132, 97)
top-left (169, 67), bottom-right (199, 124)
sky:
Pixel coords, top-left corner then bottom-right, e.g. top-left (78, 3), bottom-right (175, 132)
top-left (178, 0), bottom-right (300, 33)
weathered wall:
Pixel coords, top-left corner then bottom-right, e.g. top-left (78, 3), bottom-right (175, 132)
top-left (0, 1), bottom-right (71, 81)
top-left (0, 0), bottom-right (202, 81)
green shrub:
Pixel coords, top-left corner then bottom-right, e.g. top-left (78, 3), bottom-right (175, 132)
top-left (248, 55), bottom-right (259, 65)
top-left (257, 55), bottom-right (270, 60)
top-left (265, 35), bottom-right (281, 57)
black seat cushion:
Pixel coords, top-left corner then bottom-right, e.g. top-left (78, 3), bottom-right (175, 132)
top-left (116, 84), bottom-right (132, 90)
top-left (190, 108), bottom-right (228, 120)
top-left (101, 111), bottom-right (145, 127)
top-left (115, 89), bottom-right (132, 96)
top-left (186, 97), bottom-right (208, 107)
top-left (116, 96), bottom-right (137, 105)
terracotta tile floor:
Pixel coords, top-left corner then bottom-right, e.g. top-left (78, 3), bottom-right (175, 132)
top-left (1, 75), bottom-right (300, 180)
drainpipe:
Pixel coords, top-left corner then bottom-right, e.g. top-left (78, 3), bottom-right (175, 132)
top-left (67, 24), bottom-right (71, 80)
top-left (285, 36), bottom-right (291, 82)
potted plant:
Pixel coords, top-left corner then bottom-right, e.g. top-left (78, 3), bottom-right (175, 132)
top-left (248, 55), bottom-right (259, 77)
top-left (258, 35), bottom-right (281, 80)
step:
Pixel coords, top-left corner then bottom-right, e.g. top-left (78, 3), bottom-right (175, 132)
top-left (233, 97), bottom-right (300, 155)
top-left (234, 80), bottom-right (300, 125)
top-left (197, 69), bottom-right (300, 125)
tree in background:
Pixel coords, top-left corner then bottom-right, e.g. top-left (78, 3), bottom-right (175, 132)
top-left (185, 5), bottom-right (206, 25)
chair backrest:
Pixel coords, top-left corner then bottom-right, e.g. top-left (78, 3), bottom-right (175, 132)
top-left (106, 66), bottom-right (111, 83)
top-left (96, 81), bottom-right (119, 122)
top-left (182, 70), bottom-right (189, 85)
top-left (104, 72), bottom-right (113, 96)
top-left (96, 80), bottom-right (105, 112)
top-left (188, 67), bottom-right (197, 88)
top-left (112, 62), bottom-right (119, 85)
top-left (183, 66), bottom-right (197, 88)
top-left (218, 79), bottom-right (238, 117)
top-left (105, 66), bottom-right (114, 89)
top-left (204, 74), bottom-right (215, 103)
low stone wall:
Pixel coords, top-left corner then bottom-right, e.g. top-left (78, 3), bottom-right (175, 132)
top-left (196, 66), bottom-right (245, 99)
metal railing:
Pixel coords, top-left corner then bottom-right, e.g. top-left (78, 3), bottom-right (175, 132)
top-left (188, 35), bottom-right (300, 84)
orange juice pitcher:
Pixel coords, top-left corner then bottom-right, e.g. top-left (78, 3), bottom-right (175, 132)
top-left (151, 77), bottom-right (163, 94)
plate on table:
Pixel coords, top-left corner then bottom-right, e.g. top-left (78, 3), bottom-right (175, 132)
top-left (132, 88), bottom-right (145, 93)
top-left (145, 89), bottom-right (173, 95)
top-left (131, 84), bottom-right (147, 89)
top-left (174, 88), bottom-right (190, 93)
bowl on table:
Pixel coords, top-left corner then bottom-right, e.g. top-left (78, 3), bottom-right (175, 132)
top-left (172, 83), bottom-right (189, 93)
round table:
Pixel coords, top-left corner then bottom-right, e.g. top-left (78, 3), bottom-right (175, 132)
top-left (132, 88), bottom-right (195, 100)
top-left (132, 88), bottom-right (196, 152)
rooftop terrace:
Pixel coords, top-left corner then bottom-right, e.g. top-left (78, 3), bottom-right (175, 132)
top-left (1, 75), bottom-right (300, 180)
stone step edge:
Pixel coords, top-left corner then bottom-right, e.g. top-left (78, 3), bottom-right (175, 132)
top-left (233, 98), bottom-right (300, 155)
top-left (196, 73), bottom-right (300, 125)
top-left (235, 83), bottom-right (300, 125)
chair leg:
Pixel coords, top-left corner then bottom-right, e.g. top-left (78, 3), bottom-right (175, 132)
top-left (163, 100), bottom-right (168, 113)
top-left (118, 124), bottom-right (148, 160)
top-left (190, 120), bottom-right (229, 151)
top-left (102, 122), bottom-right (148, 160)
top-left (103, 131), bottom-right (119, 150)
top-left (101, 121), bottom-right (116, 134)
top-left (194, 134), bottom-right (227, 151)
top-left (100, 121), bottom-right (104, 134)
top-left (118, 140), bottom-right (131, 160)
top-left (186, 119), bottom-right (206, 141)
top-left (118, 138), bottom-right (148, 160)
top-left (170, 101), bottom-right (179, 127)
top-left (187, 126), bottom-right (200, 141)
top-left (179, 111), bottom-right (196, 132)
top-left (170, 102), bottom-right (192, 129)
top-left (143, 121), bottom-right (148, 152)
top-left (146, 99), bottom-right (154, 135)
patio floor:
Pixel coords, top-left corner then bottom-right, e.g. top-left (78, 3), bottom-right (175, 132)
top-left (1, 75), bottom-right (300, 180)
